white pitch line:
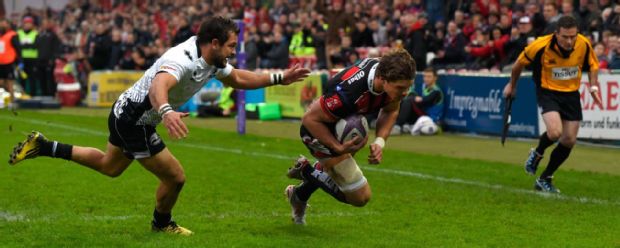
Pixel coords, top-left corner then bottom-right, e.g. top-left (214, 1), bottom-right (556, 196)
top-left (0, 211), bottom-right (28, 222)
top-left (2, 115), bottom-right (619, 207)
top-left (1, 210), bottom-right (376, 223)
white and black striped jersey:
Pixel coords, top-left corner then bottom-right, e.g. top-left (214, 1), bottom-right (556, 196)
top-left (113, 36), bottom-right (233, 126)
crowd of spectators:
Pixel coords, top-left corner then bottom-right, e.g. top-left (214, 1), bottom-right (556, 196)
top-left (1, 0), bottom-right (620, 97)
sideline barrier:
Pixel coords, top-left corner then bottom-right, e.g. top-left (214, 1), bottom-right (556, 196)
top-left (85, 70), bottom-right (619, 141)
top-left (433, 73), bottom-right (620, 140)
top-left (435, 74), bottom-right (539, 138)
top-left (87, 71), bottom-right (143, 107)
top-left (265, 73), bottom-right (323, 118)
top-left (564, 74), bottom-right (619, 140)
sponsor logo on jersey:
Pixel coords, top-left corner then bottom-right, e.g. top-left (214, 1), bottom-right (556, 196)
top-left (159, 65), bottom-right (176, 71)
top-left (346, 70), bottom-right (365, 85)
top-left (340, 66), bottom-right (360, 81)
top-left (551, 66), bottom-right (579, 80)
top-left (354, 92), bottom-right (371, 113)
top-left (150, 133), bottom-right (162, 146)
top-left (324, 95), bottom-right (343, 112)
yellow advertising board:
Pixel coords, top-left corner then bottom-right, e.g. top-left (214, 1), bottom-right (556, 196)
top-left (265, 73), bottom-right (323, 118)
top-left (87, 71), bottom-right (143, 107)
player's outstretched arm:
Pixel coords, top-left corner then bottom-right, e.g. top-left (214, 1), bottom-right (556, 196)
top-left (221, 64), bottom-right (311, 89)
top-left (149, 73), bottom-right (189, 139)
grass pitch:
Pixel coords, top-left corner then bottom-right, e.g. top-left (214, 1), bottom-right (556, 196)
top-left (0, 109), bottom-right (618, 247)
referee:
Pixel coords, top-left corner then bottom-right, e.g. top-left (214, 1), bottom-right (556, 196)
top-left (503, 15), bottom-right (602, 193)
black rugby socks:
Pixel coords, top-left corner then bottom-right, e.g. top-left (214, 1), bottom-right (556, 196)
top-left (540, 143), bottom-right (572, 179)
top-left (40, 140), bottom-right (73, 160)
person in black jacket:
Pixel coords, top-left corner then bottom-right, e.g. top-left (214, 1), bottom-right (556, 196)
top-left (171, 17), bottom-right (194, 47)
top-left (406, 12), bottom-right (430, 71)
top-left (262, 31), bottom-right (290, 69)
top-left (87, 23), bottom-right (112, 70)
top-left (36, 18), bottom-right (61, 96)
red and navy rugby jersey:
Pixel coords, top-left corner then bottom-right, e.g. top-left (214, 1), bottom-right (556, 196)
top-left (320, 58), bottom-right (391, 120)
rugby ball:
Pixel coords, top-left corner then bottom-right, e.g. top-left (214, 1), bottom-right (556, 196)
top-left (335, 115), bottom-right (369, 143)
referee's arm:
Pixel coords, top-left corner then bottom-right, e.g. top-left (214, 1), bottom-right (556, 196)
top-left (504, 60), bottom-right (527, 98)
top-left (585, 42), bottom-right (602, 106)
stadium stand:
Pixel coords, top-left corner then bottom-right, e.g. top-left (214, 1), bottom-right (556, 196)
top-left (0, 0), bottom-right (619, 103)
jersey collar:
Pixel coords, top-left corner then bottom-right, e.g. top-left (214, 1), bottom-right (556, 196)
top-left (367, 63), bottom-right (383, 95)
top-left (550, 34), bottom-right (574, 59)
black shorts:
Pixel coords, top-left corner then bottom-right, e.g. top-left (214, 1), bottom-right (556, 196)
top-left (0, 64), bottom-right (15, 80)
top-left (300, 124), bottom-right (339, 159)
top-left (108, 110), bottom-right (166, 159)
top-left (536, 88), bottom-right (582, 121)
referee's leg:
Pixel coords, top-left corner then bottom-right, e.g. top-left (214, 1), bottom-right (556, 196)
top-left (541, 112), bottom-right (563, 141)
top-left (538, 119), bottom-right (579, 179)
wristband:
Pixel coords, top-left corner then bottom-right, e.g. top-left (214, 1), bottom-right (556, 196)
top-left (589, 85), bottom-right (599, 93)
top-left (373, 137), bottom-right (385, 149)
top-left (158, 103), bottom-right (173, 118)
top-left (270, 72), bottom-right (284, 85)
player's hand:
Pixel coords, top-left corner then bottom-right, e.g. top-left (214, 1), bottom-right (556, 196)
top-left (336, 135), bottom-right (368, 155)
top-left (162, 111), bottom-right (190, 139)
top-left (281, 64), bottom-right (311, 85)
top-left (503, 82), bottom-right (516, 98)
top-left (368, 143), bottom-right (383, 164)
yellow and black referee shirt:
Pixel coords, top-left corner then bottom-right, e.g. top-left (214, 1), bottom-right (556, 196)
top-left (517, 34), bottom-right (599, 92)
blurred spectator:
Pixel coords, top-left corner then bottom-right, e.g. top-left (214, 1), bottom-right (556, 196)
top-left (594, 42), bottom-right (609, 70)
top-left (244, 25), bottom-right (259, 70)
top-left (502, 16), bottom-right (536, 71)
top-left (542, 3), bottom-right (562, 35)
top-left (7, 0), bottom-right (620, 91)
top-left (288, 23), bottom-right (315, 57)
top-left (369, 19), bottom-right (388, 47)
top-left (119, 47), bottom-right (149, 70)
top-left (392, 67), bottom-right (443, 136)
top-left (0, 19), bottom-right (21, 102)
top-left (36, 18), bottom-right (62, 97)
top-left (18, 16), bottom-right (39, 96)
top-left (350, 19), bottom-right (375, 47)
top-left (171, 16), bottom-right (194, 47)
top-left (464, 28), bottom-right (495, 70)
top-left (609, 35), bottom-right (620, 69)
top-left (329, 36), bottom-right (358, 68)
top-left (316, 0), bottom-right (355, 69)
top-left (405, 12), bottom-right (430, 71)
top-left (108, 29), bottom-right (123, 69)
top-left (525, 3), bottom-right (546, 36)
top-left (74, 21), bottom-right (91, 54)
top-left (87, 23), bottom-right (112, 70)
top-left (198, 86), bottom-right (236, 117)
top-left (260, 31), bottom-right (289, 69)
top-left (269, 0), bottom-right (290, 23)
top-left (431, 21), bottom-right (467, 69)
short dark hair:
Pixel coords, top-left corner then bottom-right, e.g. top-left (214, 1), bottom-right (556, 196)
top-left (376, 49), bottom-right (416, 82)
top-left (423, 67), bottom-right (437, 77)
top-left (197, 16), bottom-right (240, 45)
top-left (544, 3), bottom-right (557, 11)
top-left (556, 15), bottom-right (578, 31)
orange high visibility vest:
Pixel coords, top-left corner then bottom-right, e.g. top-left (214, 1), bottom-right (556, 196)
top-left (0, 30), bottom-right (18, 64)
